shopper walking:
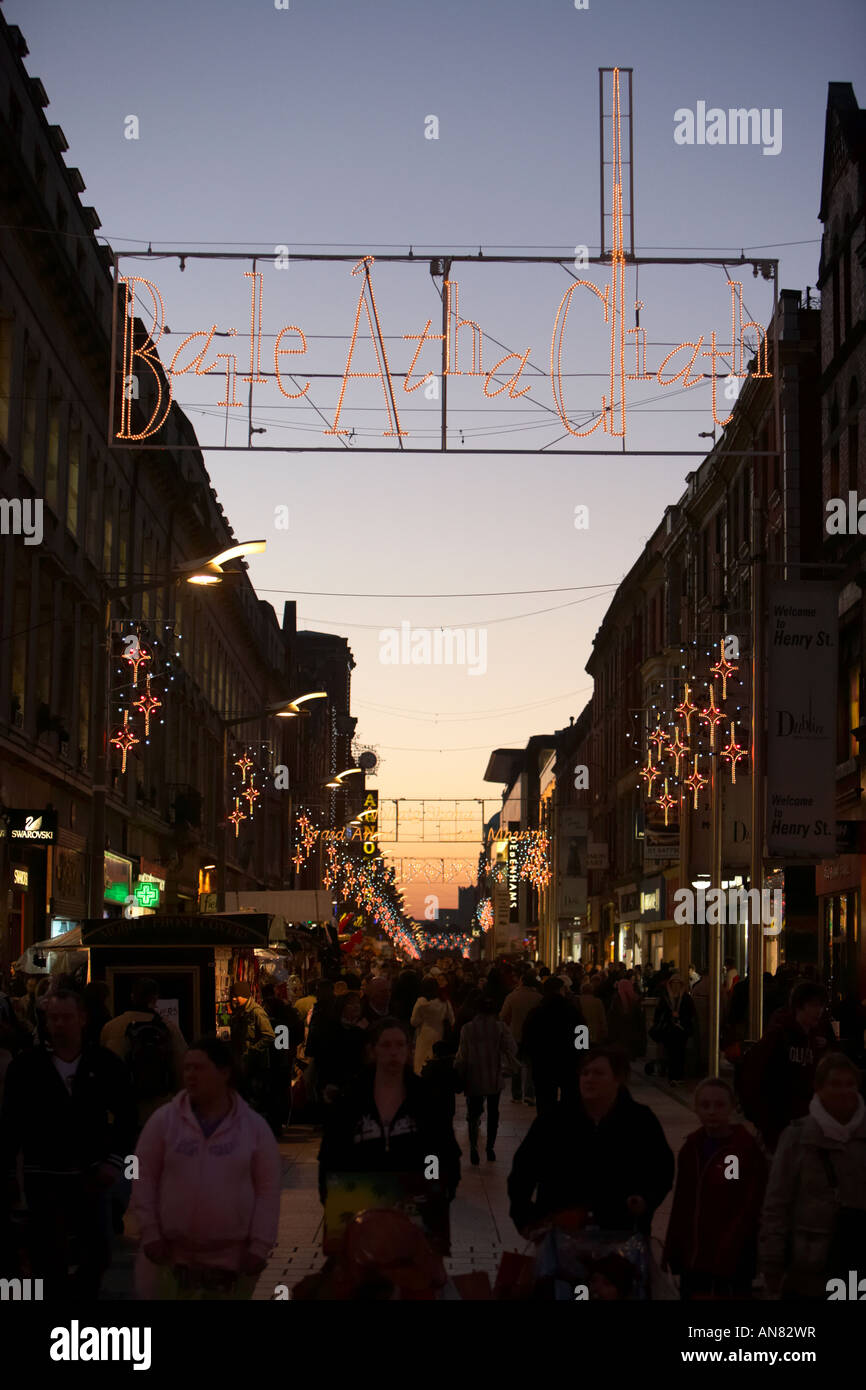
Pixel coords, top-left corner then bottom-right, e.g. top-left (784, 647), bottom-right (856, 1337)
top-left (500, 970), bottom-right (542, 1104)
top-left (410, 977), bottom-right (455, 1075)
top-left (737, 982), bottom-right (838, 1152)
top-left (521, 976), bottom-right (584, 1115)
top-left (651, 974), bottom-right (695, 1085)
top-left (455, 997), bottom-right (518, 1164)
top-left (132, 1037), bottom-right (280, 1300)
top-left (663, 1078), bottom-right (767, 1298)
top-left (228, 981), bottom-right (276, 1123)
top-left (759, 1052), bottom-right (866, 1299)
top-left (101, 977), bottom-right (187, 1132)
top-left (0, 990), bottom-right (136, 1299)
top-left (508, 1046), bottom-right (674, 1239)
top-left (318, 1017), bottom-right (461, 1206)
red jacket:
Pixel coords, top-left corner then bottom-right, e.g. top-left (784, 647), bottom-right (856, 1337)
top-left (663, 1124), bottom-right (767, 1278)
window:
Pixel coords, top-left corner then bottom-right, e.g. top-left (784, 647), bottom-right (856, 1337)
top-left (78, 614), bottom-right (92, 761)
top-left (21, 355), bottom-right (38, 480)
top-left (848, 380), bottom-right (860, 495)
top-left (66, 424), bottom-right (80, 535)
top-left (0, 317), bottom-right (12, 445)
top-left (86, 451), bottom-right (101, 563)
top-left (10, 562), bottom-right (30, 718)
top-left (45, 390), bottom-right (60, 512)
top-left (829, 399), bottom-right (840, 500)
top-left (103, 503), bottom-right (114, 579)
top-left (35, 566), bottom-right (53, 712)
top-left (843, 242), bottom-right (852, 342)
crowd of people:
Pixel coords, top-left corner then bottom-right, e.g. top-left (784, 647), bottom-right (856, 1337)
top-left (0, 949), bottom-right (864, 1301)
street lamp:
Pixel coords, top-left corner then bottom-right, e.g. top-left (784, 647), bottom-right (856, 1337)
top-left (88, 541), bottom-right (267, 919)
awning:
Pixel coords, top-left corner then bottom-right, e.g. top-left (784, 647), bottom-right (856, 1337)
top-left (223, 890), bottom-right (334, 923)
top-left (14, 925), bottom-right (87, 975)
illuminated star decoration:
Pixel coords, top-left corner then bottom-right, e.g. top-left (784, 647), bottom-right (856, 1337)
top-left (656, 778), bottom-right (678, 827)
top-left (720, 720), bottom-right (747, 783)
top-left (710, 640), bottom-right (738, 701)
top-left (648, 726), bottom-right (667, 754)
top-left (133, 675), bottom-right (161, 735)
top-left (639, 753), bottom-right (660, 797)
top-left (122, 640), bottom-right (152, 686)
top-left (242, 780), bottom-right (261, 815)
top-left (684, 755), bottom-right (709, 810)
top-left (110, 710), bottom-right (139, 773)
top-left (235, 752), bottom-right (254, 784)
top-left (699, 689), bottom-right (726, 748)
top-left (675, 683), bottom-right (698, 735)
top-left (228, 797), bottom-right (247, 838)
top-left (667, 731), bottom-right (689, 776)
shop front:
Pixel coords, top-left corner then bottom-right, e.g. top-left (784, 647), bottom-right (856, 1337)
top-left (816, 848), bottom-right (864, 1002)
top-left (614, 885), bottom-right (639, 966)
top-left (636, 876), bottom-right (665, 970)
top-left (0, 807), bottom-right (59, 968)
top-left (79, 912), bottom-right (319, 1042)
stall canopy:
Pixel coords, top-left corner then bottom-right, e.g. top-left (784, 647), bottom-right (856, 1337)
top-left (14, 924), bottom-right (88, 975)
top-left (223, 890), bottom-right (334, 923)
top-left (79, 913), bottom-right (276, 948)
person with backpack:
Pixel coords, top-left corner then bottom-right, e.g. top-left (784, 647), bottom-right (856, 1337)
top-left (101, 977), bottom-right (187, 1133)
top-left (228, 980), bottom-right (276, 1120)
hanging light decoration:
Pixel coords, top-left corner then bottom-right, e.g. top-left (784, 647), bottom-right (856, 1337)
top-left (675, 682), bottom-right (698, 734)
top-left (684, 754), bottom-right (709, 809)
top-left (656, 778), bottom-right (678, 826)
top-left (720, 719), bottom-right (747, 782)
top-left (235, 752), bottom-right (254, 784)
top-left (228, 797), bottom-right (247, 838)
top-left (132, 674), bottom-right (162, 736)
top-left (710, 638), bottom-right (738, 700)
top-left (667, 730), bottom-right (689, 776)
top-left (699, 689), bottom-right (726, 748)
top-left (110, 710), bottom-right (139, 773)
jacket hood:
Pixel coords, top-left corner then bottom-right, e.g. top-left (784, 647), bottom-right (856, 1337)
top-left (171, 1087), bottom-right (253, 1137)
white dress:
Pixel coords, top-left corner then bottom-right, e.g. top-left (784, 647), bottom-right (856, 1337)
top-left (410, 997), bottom-right (454, 1074)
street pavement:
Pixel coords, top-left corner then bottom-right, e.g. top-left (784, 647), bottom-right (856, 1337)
top-left (252, 1070), bottom-right (698, 1300)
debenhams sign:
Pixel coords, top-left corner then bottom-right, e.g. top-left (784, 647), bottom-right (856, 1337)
top-left (2, 810), bottom-right (58, 844)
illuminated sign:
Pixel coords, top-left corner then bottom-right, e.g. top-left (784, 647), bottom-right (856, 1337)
top-left (114, 266), bottom-right (767, 448)
top-left (360, 792), bottom-right (379, 858)
top-left (105, 883), bottom-right (130, 904)
top-left (110, 75), bottom-right (771, 454)
top-left (13, 866), bottom-right (29, 889)
top-left (4, 810), bottom-right (58, 844)
top-left (134, 880), bottom-right (161, 908)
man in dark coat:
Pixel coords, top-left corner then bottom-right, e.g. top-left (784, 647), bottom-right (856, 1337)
top-left (737, 982), bottom-right (837, 1151)
top-left (508, 1046), bottom-right (674, 1238)
top-left (0, 989), bottom-right (136, 1299)
top-left (521, 976), bottom-right (585, 1115)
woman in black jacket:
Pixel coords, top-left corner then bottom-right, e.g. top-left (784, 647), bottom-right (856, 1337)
top-left (318, 1016), bottom-right (461, 1200)
top-left (652, 974), bottom-right (696, 1085)
top-left (508, 1046), bottom-right (674, 1238)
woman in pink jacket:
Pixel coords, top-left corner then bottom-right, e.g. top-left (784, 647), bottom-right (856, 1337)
top-left (132, 1037), bottom-right (281, 1299)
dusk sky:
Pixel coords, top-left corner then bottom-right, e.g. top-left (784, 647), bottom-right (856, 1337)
top-left (9, 0), bottom-right (866, 912)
